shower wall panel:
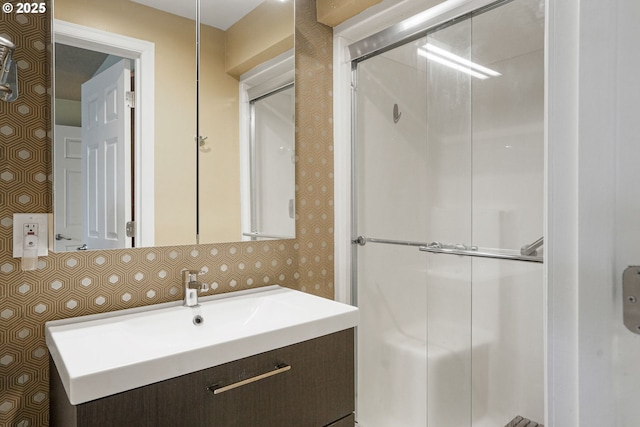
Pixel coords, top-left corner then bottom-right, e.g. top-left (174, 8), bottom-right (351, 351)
top-left (356, 46), bottom-right (428, 243)
top-left (355, 42), bottom-right (429, 427)
top-left (470, 1), bottom-right (544, 424)
top-left (423, 18), bottom-right (475, 427)
top-left (356, 245), bottom-right (428, 427)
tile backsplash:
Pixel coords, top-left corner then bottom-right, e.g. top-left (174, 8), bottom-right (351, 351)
top-left (0, 0), bottom-right (334, 425)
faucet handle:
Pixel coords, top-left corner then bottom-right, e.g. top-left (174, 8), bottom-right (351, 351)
top-left (194, 270), bottom-right (209, 292)
top-left (181, 269), bottom-right (208, 292)
top-left (182, 271), bottom-right (202, 291)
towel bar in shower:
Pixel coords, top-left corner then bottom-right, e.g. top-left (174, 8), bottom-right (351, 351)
top-left (418, 243), bottom-right (543, 263)
top-left (353, 236), bottom-right (543, 263)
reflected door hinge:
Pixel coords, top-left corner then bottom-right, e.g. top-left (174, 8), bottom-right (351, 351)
top-left (289, 199), bottom-right (295, 219)
top-left (126, 91), bottom-right (135, 108)
top-left (126, 221), bottom-right (136, 238)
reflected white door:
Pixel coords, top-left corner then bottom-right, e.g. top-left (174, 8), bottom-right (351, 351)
top-left (250, 85), bottom-right (296, 239)
top-left (81, 59), bottom-right (132, 250)
top-left (53, 125), bottom-right (83, 251)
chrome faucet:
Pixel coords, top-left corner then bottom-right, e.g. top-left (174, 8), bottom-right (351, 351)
top-left (182, 270), bottom-right (203, 307)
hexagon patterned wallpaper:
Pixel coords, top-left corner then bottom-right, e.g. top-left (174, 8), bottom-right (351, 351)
top-left (0, 1), bottom-right (334, 425)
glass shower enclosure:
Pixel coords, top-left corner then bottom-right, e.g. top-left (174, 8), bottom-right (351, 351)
top-left (351, 0), bottom-right (545, 425)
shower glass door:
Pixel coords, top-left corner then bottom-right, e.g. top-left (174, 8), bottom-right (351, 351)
top-left (353, 0), bottom-right (544, 426)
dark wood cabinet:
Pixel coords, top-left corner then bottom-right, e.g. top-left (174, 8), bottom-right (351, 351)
top-left (50, 328), bottom-right (355, 427)
top-left (326, 414), bottom-right (356, 426)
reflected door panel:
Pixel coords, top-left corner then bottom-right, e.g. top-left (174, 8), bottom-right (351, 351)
top-left (53, 125), bottom-right (83, 251)
top-left (81, 59), bottom-right (132, 250)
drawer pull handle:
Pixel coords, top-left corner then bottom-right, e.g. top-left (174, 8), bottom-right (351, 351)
top-left (208, 364), bottom-right (291, 395)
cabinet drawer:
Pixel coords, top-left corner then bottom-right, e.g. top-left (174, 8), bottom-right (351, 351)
top-left (203, 328), bottom-right (354, 426)
top-left (51, 329), bottom-right (354, 427)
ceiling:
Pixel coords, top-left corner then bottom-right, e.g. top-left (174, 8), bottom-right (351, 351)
top-left (130, 0), bottom-right (266, 30)
top-left (55, 44), bottom-right (110, 101)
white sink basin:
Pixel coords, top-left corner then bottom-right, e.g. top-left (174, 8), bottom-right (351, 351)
top-left (45, 285), bottom-right (358, 405)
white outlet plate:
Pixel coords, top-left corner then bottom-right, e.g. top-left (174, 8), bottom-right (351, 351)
top-left (13, 213), bottom-right (49, 257)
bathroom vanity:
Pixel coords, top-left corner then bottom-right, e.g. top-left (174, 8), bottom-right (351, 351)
top-left (46, 286), bottom-right (358, 427)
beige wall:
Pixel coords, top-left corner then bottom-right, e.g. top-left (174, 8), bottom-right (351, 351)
top-left (197, 24), bottom-right (242, 243)
top-left (316, 0), bottom-right (383, 27)
top-left (0, 0), bottom-right (334, 425)
top-left (54, 98), bottom-right (80, 126)
top-left (225, 0), bottom-right (295, 77)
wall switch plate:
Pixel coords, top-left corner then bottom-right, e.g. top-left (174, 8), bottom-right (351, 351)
top-left (13, 213), bottom-right (49, 257)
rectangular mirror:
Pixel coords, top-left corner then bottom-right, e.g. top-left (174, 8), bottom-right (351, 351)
top-left (51, 0), bottom-right (295, 251)
top-left (198, 0), bottom-right (295, 243)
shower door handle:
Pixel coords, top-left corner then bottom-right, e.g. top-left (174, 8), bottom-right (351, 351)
top-left (623, 266), bottom-right (640, 334)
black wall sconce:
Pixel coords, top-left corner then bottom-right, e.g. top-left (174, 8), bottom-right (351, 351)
top-left (0, 35), bottom-right (18, 102)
